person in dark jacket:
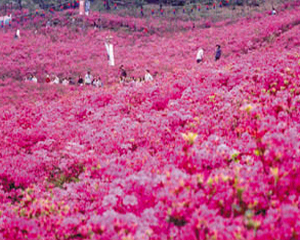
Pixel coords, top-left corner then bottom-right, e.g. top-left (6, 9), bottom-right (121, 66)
top-left (69, 76), bottom-right (75, 85)
top-left (78, 75), bottom-right (84, 85)
top-left (215, 45), bottom-right (222, 61)
top-left (119, 65), bottom-right (127, 81)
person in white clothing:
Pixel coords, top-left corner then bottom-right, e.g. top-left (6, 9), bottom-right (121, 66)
top-left (62, 78), bottom-right (69, 86)
top-left (85, 71), bottom-right (93, 85)
top-left (94, 76), bottom-right (103, 88)
top-left (95, 80), bottom-right (101, 87)
top-left (15, 29), bottom-right (20, 39)
top-left (196, 47), bottom-right (204, 63)
top-left (145, 70), bottom-right (153, 81)
top-left (52, 75), bottom-right (60, 84)
top-left (32, 75), bottom-right (38, 83)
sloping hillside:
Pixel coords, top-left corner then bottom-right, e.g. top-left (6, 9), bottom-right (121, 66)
top-left (0, 2), bottom-right (300, 239)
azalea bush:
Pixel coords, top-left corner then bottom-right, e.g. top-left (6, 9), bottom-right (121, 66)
top-left (1, 1), bottom-right (300, 239)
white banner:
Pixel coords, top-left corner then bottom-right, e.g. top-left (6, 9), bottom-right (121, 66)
top-left (105, 42), bottom-right (115, 66)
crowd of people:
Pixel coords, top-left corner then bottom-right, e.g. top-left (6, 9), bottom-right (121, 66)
top-left (23, 42), bottom-right (223, 87)
top-left (22, 38), bottom-right (223, 87)
top-left (23, 41), bottom-right (220, 87)
top-left (25, 71), bottom-right (104, 87)
top-left (118, 66), bottom-right (154, 84)
top-left (24, 67), bottom-right (154, 87)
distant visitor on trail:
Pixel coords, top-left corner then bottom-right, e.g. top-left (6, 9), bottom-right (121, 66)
top-left (45, 74), bottom-right (51, 83)
top-left (272, 7), bottom-right (277, 16)
top-left (15, 29), bottom-right (20, 39)
top-left (105, 36), bottom-right (115, 66)
top-left (93, 76), bottom-right (103, 88)
top-left (32, 75), bottom-right (38, 83)
top-left (78, 75), bottom-right (84, 85)
top-left (69, 77), bottom-right (75, 85)
top-left (196, 47), bottom-right (204, 63)
top-left (145, 69), bottom-right (153, 81)
top-left (27, 74), bottom-right (33, 82)
top-left (215, 45), bottom-right (222, 61)
top-left (62, 78), bottom-right (69, 86)
top-left (119, 65), bottom-right (127, 81)
top-left (85, 71), bottom-right (93, 85)
top-left (52, 75), bottom-right (60, 84)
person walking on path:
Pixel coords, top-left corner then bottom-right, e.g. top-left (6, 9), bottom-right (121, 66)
top-left (196, 47), bottom-right (204, 63)
top-left (14, 29), bottom-right (20, 39)
top-left (215, 45), bottom-right (222, 61)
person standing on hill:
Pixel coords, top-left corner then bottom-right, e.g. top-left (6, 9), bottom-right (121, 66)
top-left (215, 45), bottom-right (222, 61)
top-left (14, 29), bottom-right (20, 39)
top-left (27, 74), bottom-right (33, 82)
top-left (145, 69), bottom-right (153, 81)
top-left (196, 47), bottom-right (204, 63)
top-left (78, 75), bottom-right (84, 85)
top-left (119, 65), bottom-right (127, 81)
top-left (85, 71), bottom-right (93, 85)
top-left (62, 77), bottom-right (69, 86)
top-left (32, 75), bottom-right (38, 83)
top-left (45, 74), bottom-right (51, 83)
top-left (69, 76), bottom-right (75, 85)
top-left (52, 75), bottom-right (60, 84)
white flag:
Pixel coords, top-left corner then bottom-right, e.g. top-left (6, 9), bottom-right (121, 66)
top-left (105, 42), bottom-right (115, 66)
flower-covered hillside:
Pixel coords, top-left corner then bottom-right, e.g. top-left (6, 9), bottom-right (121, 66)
top-left (1, 4), bottom-right (300, 83)
top-left (0, 3), bottom-right (300, 240)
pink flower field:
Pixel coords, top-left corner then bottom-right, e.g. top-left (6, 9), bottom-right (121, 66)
top-left (1, 2), bottom-right (300, 239)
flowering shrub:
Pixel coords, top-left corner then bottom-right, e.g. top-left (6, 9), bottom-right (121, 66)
top-left (1, 2), bottom-right (300, 239)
